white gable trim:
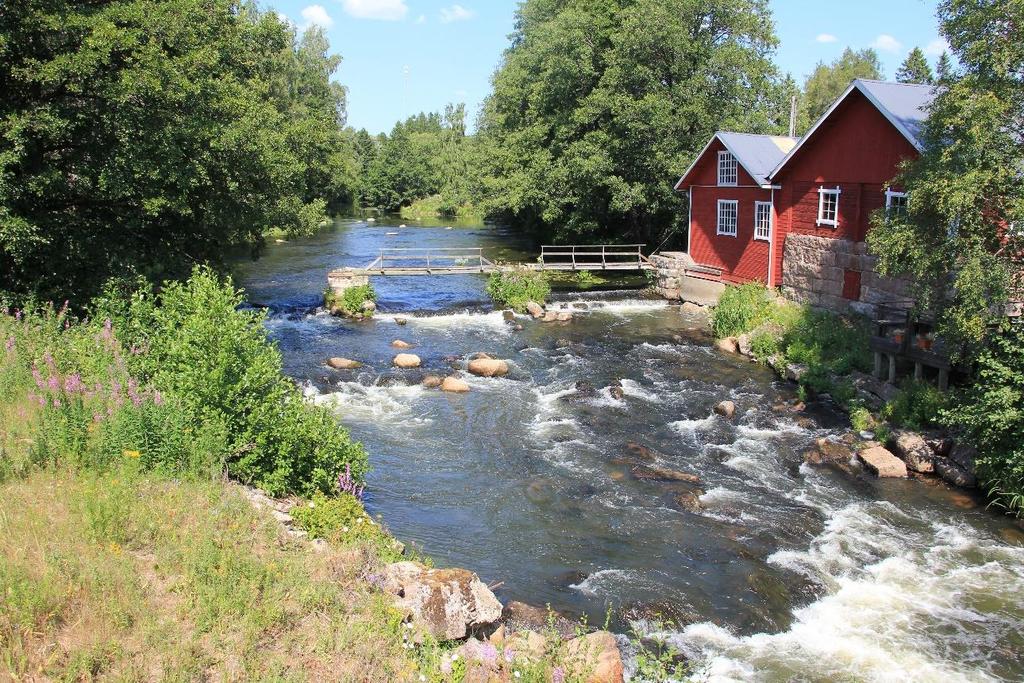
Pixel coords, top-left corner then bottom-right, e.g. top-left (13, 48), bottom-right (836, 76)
top-left (767, 80), bottom-right (927, 182)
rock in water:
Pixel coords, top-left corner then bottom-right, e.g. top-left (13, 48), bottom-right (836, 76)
top-left (381, 562), bottom-right (502, 640)
top-left (714, 400), bottom-right (736, 418)
top-left (467, 358), bottom-right (509, 377)
top-left (526, 301), bottom-right (545, 318)
top-left (327, 357), bottom-right (362, 370)
top-left (391, 339), bottom-right (414, 349)
top-left (556, 312), bottom-right (573, 322)
top-left (574, 380), bottom-right (598, 398)
top-left (361, 300), bottom-right (376, 312)
top-left (441, 376), bottom-right (470, 393)
top-left (422, 375), bottom-right (443, 388)
top-left (715, 337), bottom-right (739, 354)
top-left (501, 601), bottom-right (577, 639)
top-left (803, 437), bottom-right (853, 467)
top-left (542, 311), bottom-right (558, 323)
top-left (395, 316), bottom-right (408, 326)
top-left (890, 431), bottom-right (935, 473)
top-left (935, 456), bottom-right (977, 488)
top-left (502, 310), bottom-right (515, 321)
top-left (674, 490), bottom-right (704, 512)
top-left (609, 386), bottom-right (625, 400)
top-left (858, 446), bottom-right (908, 478)
top-left (393, 353), bottom-right (421, 369)
top-left (561, 631), bottom-right (625, 683)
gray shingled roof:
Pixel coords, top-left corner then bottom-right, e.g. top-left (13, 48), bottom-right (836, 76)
top-left (855, 79), bottom-right (936, 149)
top-left (716, 132), bottom-right (798, 186)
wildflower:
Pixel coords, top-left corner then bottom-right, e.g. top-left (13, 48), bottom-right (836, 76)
top-left (153, 390), bottom-right (164, 407)
top-left (108, 542), bottom-right (122, 554)
top-left (31, 366), bottom-right (45, 389)
top-left (4, 336), bottom-right (13, 353)
top-left (47, 376), bottom-right (60, 391)
top-left (64, 373), bottom-right (84, 393)
top-left (501, 646), bottom-right (513, 663)
top-left (43, 351), bottom-right (56, 371)
top-left (451, 654), bottom-right (459, 661)
top-left (552, 666), bottom-right (565, 683)
top-left (51, 398), bottom-right (61, 408)
top-left (15, 310), bottom-right (22, 321)
top-left (101, 318), bottom-right (113, 342)
top-left (123, 450), bottom-right (141, 459)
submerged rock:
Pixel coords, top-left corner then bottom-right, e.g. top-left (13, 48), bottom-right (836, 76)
top-left (714, 400), bottom-right (736, 419)
top-left (422, 375), bottom-right (443, 388)
top-left (381, 561), bottom-right (502, 640)
top-left (674, 490), bottom-right (704, 513)
top-left (574, 380), bottom-right (598, 398)
top-left (467, 358), bottom-right (509, 377)
top-left (557, 312), bottom-right (573, 322)
top-left (803, 437), bottom-right (854, 467)
top-left (609, 385), bottom-right (625, 400)
top-left (441, 376), bottom-right (470, 393)
top-left (327, 357), bottom-right (362, 370)
top-left (392, 353), bottom-right (421, 369)
top-left (391, 339), bottom-right (414, 349)
top-left (395, 316), bottom-right (408, 325)
top-left (858, 445), bottom-right (908, 478)
top-left (542, 311), bottom-right (559, 323)
top-left (631, 464), bottom-right (700, 483)
top-left (502, 310), bottom-right (515, 321)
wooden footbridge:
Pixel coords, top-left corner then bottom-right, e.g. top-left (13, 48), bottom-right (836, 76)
top-left (330, 244), bottom-right (655, 282)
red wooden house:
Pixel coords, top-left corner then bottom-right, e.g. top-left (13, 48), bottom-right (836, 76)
top-left (675, 79), bottom-right (936, 312)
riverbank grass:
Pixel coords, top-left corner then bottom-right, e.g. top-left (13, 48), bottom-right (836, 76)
top-left (486, 269), bottom-right (552, 312)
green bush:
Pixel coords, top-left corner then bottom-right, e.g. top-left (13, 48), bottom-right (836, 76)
top-left (325, 284), bottom-right (377, 318)
top-left (292, 493), bottom-right (407, 562)
top-left (711, 283), bottom-right (774, 338)
top-left (1, 268), bottom-right (367, 497)
top-left (882, 379), bottom-right (947, 431)
top-left (944, 324), bottom-right (1024, 515)
top-left (486, 269), bottom-right (551, 311)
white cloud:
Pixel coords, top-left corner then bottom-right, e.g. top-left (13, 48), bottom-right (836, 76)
top-left (871, 34), bottom-right (903, 53)
top-left (340, 0), bottom-right (408, 21)
top-left (301, 4), bottom-right (333, 28)
top-left (440, 4), bottom-right (474, 23)
top-left (815, 33), bottom-right (837, 44)
top-left (924, 37), bottom-right (949, 57)
top-left (415, 14), bottom-right (426, 24)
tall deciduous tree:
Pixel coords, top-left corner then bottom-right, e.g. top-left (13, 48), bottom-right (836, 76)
top-left (896, 47), bottom-right (935, 84)
top-left (868, 0), bottom-right (1024, 353)
top-left (478, 0), bottom-right (792, 245)
top-left (0, 0), bottom-right (355, 303)
top-left (797, 48), bottom-right (883, 133)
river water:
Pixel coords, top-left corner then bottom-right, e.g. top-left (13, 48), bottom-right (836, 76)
top-left (235, 217), bottom-right (1024, 682)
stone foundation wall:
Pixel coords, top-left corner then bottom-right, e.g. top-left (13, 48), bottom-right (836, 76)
top-left (782, 234), bottom-right (912, 315)
top-left (649, 252), bottom-right (726, 306)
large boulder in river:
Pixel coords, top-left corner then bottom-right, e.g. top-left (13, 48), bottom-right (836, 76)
top-left (526, 301), bottom-right (545, 318)
top-left (380, 562), bottom-right (502, 640)
top-left (467, 358), bottom-right (509, 377)
top-left (327, 357), bottom-right (362, 370)
top-left (858, 445), bottom-right (908, 478)
top-left (714, 400), bottom-right (736, 419)
top-left (441, 376), bottom-right (471, 393)
top-left (422, 375), bottom-right (443, 388)
top-left (391, 339), bottom-right (414, 349)
top-left (502, 601), bottom-right (576, 639)
top-left (393, 353), bottom-right (421, 369)
top-left (561, 631), bottom-right (625, 683)
top-left (889, 431), bottom-right (935, 474)
top-left (542, 311), bottom-right (559, 323)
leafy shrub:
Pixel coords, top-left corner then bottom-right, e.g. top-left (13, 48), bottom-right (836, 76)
top-left (325, 284), bottom-right (376, 318)
top-left (486, 269), bottom-right (551, 311)
top-left (882, 379), bottom-right (947, 431)
top-left (292, 492), bottom-right (407, 562)
top-left (944, 324), bottom-right (1024, 515)
top-left (574, 270), bottom-right (600, 289)
top-left (711, 283), bottom-right (774, 338)
top-left (1, 268), bottom-right (367, 497)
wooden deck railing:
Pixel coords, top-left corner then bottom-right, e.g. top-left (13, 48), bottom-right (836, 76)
top-left (538, 244), bottom-right (649, 271)
top-left (363, 248), bottom-right (495, 273)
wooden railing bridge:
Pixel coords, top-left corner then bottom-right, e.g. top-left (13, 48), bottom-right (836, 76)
top-left (339, 244), bottom-right (655, 277)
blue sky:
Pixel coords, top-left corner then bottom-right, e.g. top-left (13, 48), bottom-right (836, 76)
top-left (266, 0), bottom-right (949, 134)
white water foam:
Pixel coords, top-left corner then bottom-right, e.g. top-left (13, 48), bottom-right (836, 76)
top-left (312, 382), bottom-right (432, 425)
top-left (396, 309), bottom-right (513, 331)
top-left (570, 568), bottom-right (642, 596)
top-left (666, 502), bottom-right (1024, 682)
top-left (619, 378), bottom-right (662, 402)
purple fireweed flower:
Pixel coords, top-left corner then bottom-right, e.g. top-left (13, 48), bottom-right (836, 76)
top-left (38, 396), bottom-right (46, 407)
top-left (127, 378), bottom-right (142, 407)
top-left (503, 646), bottom-right (514, 663)
top-left (93, 413), bottom-right (104, 423)
top-left (43, 351), bottom-right (56, 371)
top-left (153, 390), bottom-right (164, 407)
top-left (32, 366), bottom-right (45, 390)
top-left (552, 666), bottom-right (565, 683)
top-left (338, 463), bottom-right (365, 500)
top-left (4, 336), bottom-right (14, 353)
top-left (47, 376), bottom-right (60, 391)
top-left (101, 319), bottom-right (113, 343)
top-left (52, 398), bottom-right (61, 408)
top-left (64, 373), bottom-right (84, 393)
top-left (15, 310), bottom-right (22, 321)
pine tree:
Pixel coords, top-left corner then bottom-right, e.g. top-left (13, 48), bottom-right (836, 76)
top-left (936, 51), bottom-right (954, 81)
top-left (896, 47), bottom-right (935, 84)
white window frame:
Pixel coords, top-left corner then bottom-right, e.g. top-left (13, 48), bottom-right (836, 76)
top-left (817, 186), bottom-right (841, 227)
top-left (885, 189), bottom-right (908, 216)
top-left (717, 199), bottom-right (738, 237)
top-left (754, 201), bottom-right (772, 242)
top-left (717, 151), bottom-right (738, 187)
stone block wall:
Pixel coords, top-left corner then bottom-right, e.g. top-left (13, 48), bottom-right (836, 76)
top-left (649, 252), bottom-right (726, 306)
top-left (782, 234), bottom-right (912, 315)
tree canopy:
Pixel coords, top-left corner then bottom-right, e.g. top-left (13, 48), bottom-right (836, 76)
top-left (797, 48), bottom-right (883, 133)
top-left (0, 0), bottom-right (356, 302)
top-left (868, 0), bottom-right (1024, 354)
top-left (476, 0), bottom-right (794, 246)
top-left (896, 47), bottom-right (935, 84)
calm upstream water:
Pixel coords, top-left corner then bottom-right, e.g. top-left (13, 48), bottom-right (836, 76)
top-left (234, 217), bottom-right (1024, 682)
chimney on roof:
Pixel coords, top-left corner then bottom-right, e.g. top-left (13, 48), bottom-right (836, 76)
top-left (788, 95), bottom-right (797, 138)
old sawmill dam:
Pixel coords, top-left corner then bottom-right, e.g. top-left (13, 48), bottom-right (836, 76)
top-left (235, 216), bottom-right (1024, 681)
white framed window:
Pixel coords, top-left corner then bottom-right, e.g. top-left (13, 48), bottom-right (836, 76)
top-left (754, 201), bottom-right (772, 241)
top-left (718, 151), bottom-right (737, 186)
top-left (817, 186), bottom-right (841, 227)
top-left (717, 199), bottom-right (738, 237)
top-left (885, 189), bottom-right (908, 216)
